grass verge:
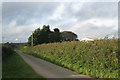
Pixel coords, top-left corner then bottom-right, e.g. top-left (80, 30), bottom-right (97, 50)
top-left (2, 52), bottom-right (43, 79)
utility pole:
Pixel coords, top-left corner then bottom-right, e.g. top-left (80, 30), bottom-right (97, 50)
top-left (31, 31), bottom-right (33, 46)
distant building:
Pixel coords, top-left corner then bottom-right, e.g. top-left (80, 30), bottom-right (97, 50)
top-left (80, 37), bottom-right (100, 42)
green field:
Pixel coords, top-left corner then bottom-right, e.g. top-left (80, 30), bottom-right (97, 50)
top-left (19, 38), bottom-right (119, 78)
top-left (2, 45), bottom-right (43, 79)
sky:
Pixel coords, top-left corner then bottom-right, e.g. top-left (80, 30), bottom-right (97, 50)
top-left (2, 1), bottom-right (118, 43)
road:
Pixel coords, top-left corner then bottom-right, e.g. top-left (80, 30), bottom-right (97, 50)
top-left (15, 50), bottom-right (93, 79)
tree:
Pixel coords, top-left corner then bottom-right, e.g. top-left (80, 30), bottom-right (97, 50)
top-left (33, 28), bottom-right (41, 45)
top-left (60, 31), bottom-right (78, 41)
top-left (27, 25), bottom-right (78, 46)
top-left (54, 28), bottom-right (60, 33)
top-left (53, 28), bottom-right (60, 42)
top-left (27, 35), bottom-right (32, 46)
top-left (40, 25), bottom-right (51, 43)
top-left (27, 25), bottom-right (52, 46)
top-left (49, 28), bottom-right (60, 42)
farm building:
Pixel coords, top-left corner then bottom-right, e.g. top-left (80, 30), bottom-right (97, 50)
top-left (80, 37), bottom-right (100, 42)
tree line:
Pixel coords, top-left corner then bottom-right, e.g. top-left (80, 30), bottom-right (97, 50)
top-left (27, 25), bottom-right (78, 46)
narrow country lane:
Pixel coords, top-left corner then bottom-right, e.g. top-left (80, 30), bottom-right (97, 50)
top-left (15, 50), bottom-right (94, 79)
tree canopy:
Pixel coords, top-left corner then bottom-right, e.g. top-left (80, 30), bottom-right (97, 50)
top-left (27, 25), bottom-right (78, 46)
top-left (60, 31), bottom-right (78, 41)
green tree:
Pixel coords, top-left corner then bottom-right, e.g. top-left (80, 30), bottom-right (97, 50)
top-left (40, 25), bottom-right (51, 43)
top-left (54, 28), bottom-right (60, 33)
top-left (27, 25), bottom-right (78, 46)
top-left (49, 28), bottom-right (60, 42)
top-left (27, 35), bottom-right (32, 46)
top-left (60, 31), bottom-right (78, 41)
top-left (27, 25), bottom-right (51, 46)
top-left (33, 28), bottom-right (41, 45)
top-left (54, 28), bottom-right (60, 42)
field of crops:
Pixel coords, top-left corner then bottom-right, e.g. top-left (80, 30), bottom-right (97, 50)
top-left (19, 38), bottom-right (119, 78)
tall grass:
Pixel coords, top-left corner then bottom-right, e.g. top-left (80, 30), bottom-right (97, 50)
top-left (19, 38), bottom-right (119, 78)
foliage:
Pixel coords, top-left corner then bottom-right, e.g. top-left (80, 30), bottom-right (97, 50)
top-left (54, 28), bottom-right (60, 33)
top-left (2, 44), bottom-right (15, 58)
top-left (60, 31), bottom-right (78, 41)
top-left (27, 25), bottom-right (51, 46)
top-left (20, 38), bottom-right (119, 78)
top-left (2, 43), bottom-right (24, 58)
top-left (27, 25), bottom-right (78, 46)
top-left (49, 28), bottom-right (61, 42)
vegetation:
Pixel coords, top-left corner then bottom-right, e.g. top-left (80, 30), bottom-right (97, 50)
top-left (19, 38), bottom-right (119, 78)
top-left (2, 44), bottom-right (43, 79)
top-left (49, 28), bottom-right (61, 43)
top-left (27, 25), bottom-right (78, 46)
top-left (60, 31), bottom-right (78, 41)
top-left (2, 44), bottom-right (15, 58)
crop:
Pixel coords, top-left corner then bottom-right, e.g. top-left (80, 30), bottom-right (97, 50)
top-left (19, 38), bottom-right (119, 78)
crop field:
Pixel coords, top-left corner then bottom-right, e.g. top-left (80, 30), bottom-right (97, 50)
top-left (19, 38), bottom-right (119, 78)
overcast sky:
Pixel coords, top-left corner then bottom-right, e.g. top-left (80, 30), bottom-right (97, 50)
top-left (2, 1), bottom-right (118, 43)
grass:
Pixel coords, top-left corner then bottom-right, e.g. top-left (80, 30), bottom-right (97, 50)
top-left (19, 38), bottom-right (119, 79)
top-left (2, 52), bottom-right (43, 78)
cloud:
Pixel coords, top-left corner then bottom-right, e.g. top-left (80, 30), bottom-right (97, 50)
top-left (87, 18), bottom-right (118, 29)
top-left (70, 2), bottom-right (84, 13)
top-left (48, 3), bottom-right (65, 21)
top-left (3, 21), bottom-right (42, 42)
top-left (2, 2), bottom-right (58, 26)
top-left (73, 2), bottom-right (118, 21)
top-left (2, 2), bottom-right (118, 43)
top-left (70, 18), bottom-right (117, 39)
top-left (70, 18), bottom-right (117, 31)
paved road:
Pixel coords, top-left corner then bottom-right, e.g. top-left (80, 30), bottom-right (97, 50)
top-left (15, 50), bottom-right (93, 79)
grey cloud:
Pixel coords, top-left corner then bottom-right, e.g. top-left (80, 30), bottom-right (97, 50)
top-left (47, 2), bottom-right (117, 25)
top-left (2, 2), bottom-right (118, 43)
top-left (75, 25), bottom-right (117, 39)
top-left (3, 2), bottom-right (117, 26)
top-left (68, 2), bottom-right (117, 21)
top-left (2, 2), bottom-right (60, 26)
